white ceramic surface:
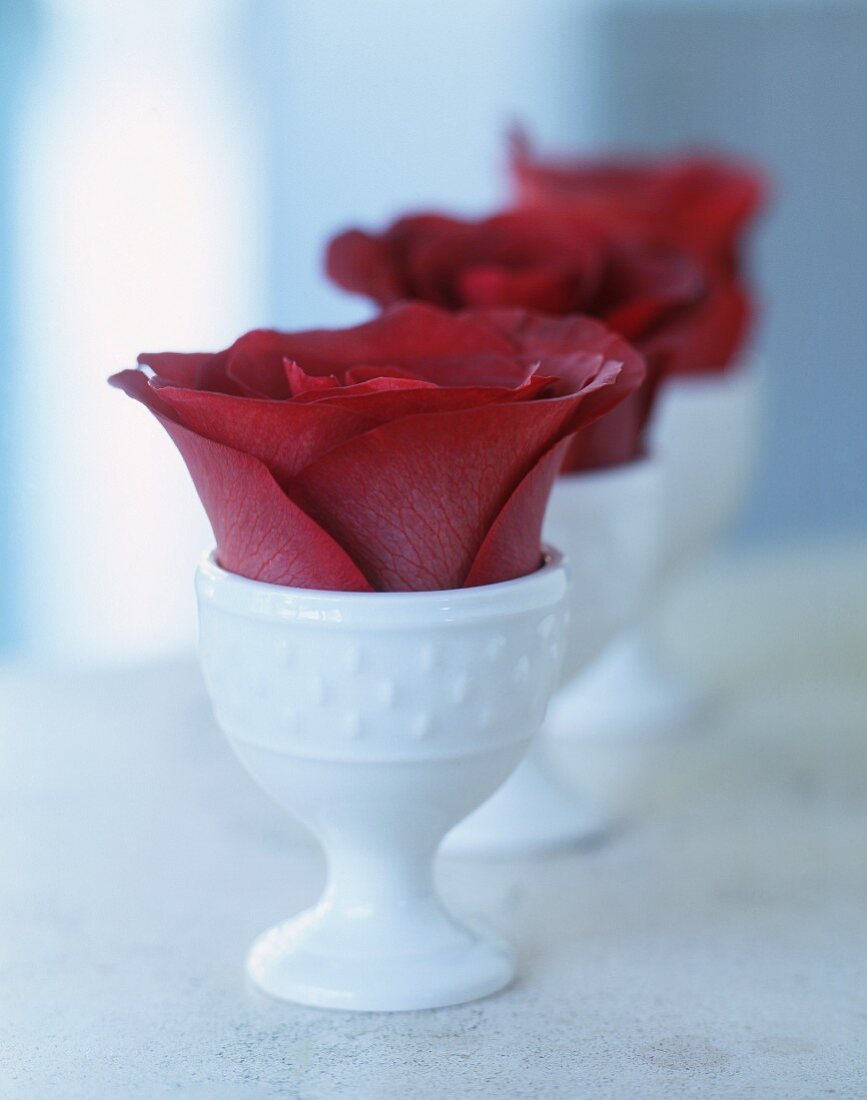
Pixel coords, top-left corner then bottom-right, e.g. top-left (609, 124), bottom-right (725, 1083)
top-left (195, 552), bottom-right (568, 1011)
top-left (653, 357), bottom-right (761, 577)
top-left (445, 457), bottom-right (661, 855)
top-left (559, 358), bottom-right (761, 741)
top-left (546, 627), bottom-right (706, 743)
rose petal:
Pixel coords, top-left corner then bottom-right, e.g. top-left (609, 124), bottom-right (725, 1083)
top-left (270, 302), bottom-right (518, 377)
top-left (284, 360), bottom-right (342, 397)
top-left (289, 373), bottom-right (438, 405)
top-left (476, 310), bottom-right (646, 394)
top-left (464, 441), bottom-right (568, 587)
top-left (343, 364), bottom-right (429, 385)
top-left (672, 274), bottom-right (752, 373)
top-left (109, 369), bottom-right (373, 589)
top-left (289, 381), bottom-right (621, 591)
top-left (597, 247), bottom-right (704, 340)
top-left (151, 385), bottom-right (381, 484)
top-left (381, 215), bottom-right (471, 306)
top-left (477, 313), bottom-right (650, 472)
top-left (137, 350), bottom-right (244, 396)
top-left (224, 330), bottom-right (296, 398)
top-left (161, 415), bottom-right (373, 589)
top-left (325, 228), bottom-right (408, 305)
top-left (511, 136), bottom-right (765, 264)
top-left (458, 263), bottom-right (582, 314)
top-left (560, 389), bottom-right (647, 471)
top-left (303, 374), bottom-right (554, 421)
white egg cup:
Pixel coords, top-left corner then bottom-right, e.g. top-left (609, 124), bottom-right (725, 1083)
top-left (562, 358), bottom-right (761, 741)
top-left (445, 457), bottom-right (661, 855)
top-left (195, 551), bottom-right (568, 1012)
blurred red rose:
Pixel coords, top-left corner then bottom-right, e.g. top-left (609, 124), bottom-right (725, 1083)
top-left (110, 303), bottom-right (644, 591)
top-left (509, 130), bottom-right (764, 272)
top-left (509, 130), bottom-right (766, 374)
top-left (327, 209), bottom-right (702, 468)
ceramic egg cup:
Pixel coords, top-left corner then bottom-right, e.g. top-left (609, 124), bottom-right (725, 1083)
top-left (196, 552), bottom-right (568, 1012)
top-left (445, 456), bottom-right (660, 855)
top-left (561, 358), bottom-right (760, 743)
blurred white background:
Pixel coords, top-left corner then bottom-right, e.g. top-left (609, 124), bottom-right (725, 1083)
top-left (2, 0), bottom-right (865, 664)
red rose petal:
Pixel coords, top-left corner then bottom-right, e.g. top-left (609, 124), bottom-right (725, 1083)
top-left (307, 375), bottom-right (553, 422)
top-left (598, 248), bottom-right (703, 342)
top-left (137, 349), bottom-right (246, 396)
top-left (284, 360), bottom-right (342, 397)
top-left (463, 441), bottom-right (568, 587)
top-left (224, 330), bottom-right (296, 398)
top-left (272, 302), bottom-right (517, 376)
top-left (109, 369), bottom-right (372, 590)
top-left (159, 414), bottom-right (373, 589)
top-left (325, 206), bottom-right (693, 419)
top-left (469, 313), bottom-right (650, 473)
top-left (477, 310), bottom-right (646, 395)
top-left (508, 135), bottom-right (765, 374)
top-left (289, 384), bottom-right (619, 591)
top-left (325, 228), bottom-right (407, 306)
top-left (673, 274), bottom-right (752, 373)
top-left (458, 263), bottom-right (581, 314)
top-left (289, 373), bottom-right (438, 405)
top-left (136, 351), bottom-right (211, 387)
top-left (560, 389), bottom-right (647, 472)
top-left (151, 385), bottom-right (380, 484)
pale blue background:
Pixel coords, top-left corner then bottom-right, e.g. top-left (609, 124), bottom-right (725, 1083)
top-left (0, 0), bottom-right (40, 649)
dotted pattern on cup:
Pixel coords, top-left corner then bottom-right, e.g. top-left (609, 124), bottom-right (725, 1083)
top-left (198, 605), bottom-right (568, 762)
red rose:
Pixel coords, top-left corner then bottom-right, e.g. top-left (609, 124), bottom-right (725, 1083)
top-left (509, 130), bottom-right (764, 270)
top-left (327, 210), bottom-right (702, 468)
top-left (509, 130), bottom-right (766, 373)
top-left (110, 303), bottom-right (644, 591)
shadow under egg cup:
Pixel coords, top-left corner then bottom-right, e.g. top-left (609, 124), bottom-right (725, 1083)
top-left (444, 456), bottom-right (661, 855)
top-left (195, 551), bottom-right (568, 1011)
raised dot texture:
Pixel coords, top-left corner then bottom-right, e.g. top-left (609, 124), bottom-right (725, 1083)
top-left (451, 675), bottom-right (470, 703)
top-left (418, 644), bottom-right (436, 673)
top-left (375, 680), bottom-right (396, 707)
top-left (537, 615), bottom-right (556, 640)
top-left (343, 644), bottom-right (362, 673)
top-left (513, 655), bottom-right (531, 683)
top-left (409, 713), bottom-right (431, 739)
top-left (205, 595), bottom-right (565, 756)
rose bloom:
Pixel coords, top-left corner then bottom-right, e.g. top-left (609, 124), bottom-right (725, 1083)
top-left (509, 130), bottom-right (763, 270)
top-left (110, 303), bottom-right (644, 592)
top-left (509, 130), bottom-right (766, 373)
top-left (326, 209), bottom-right (704, 468)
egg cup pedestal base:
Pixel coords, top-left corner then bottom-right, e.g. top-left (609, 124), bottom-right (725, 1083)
top-left (549, 629), bottom-right (706, 742)
top-left (247, 898), bottom-right (514, 1012)
top-left (232, 747), bottom-right (523, 1011)
top-left (444, 742), bottom-right (608, 856)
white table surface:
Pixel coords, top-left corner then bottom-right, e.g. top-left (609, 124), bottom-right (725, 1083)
top-left (1, 540), bottom-right (866, 1099)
